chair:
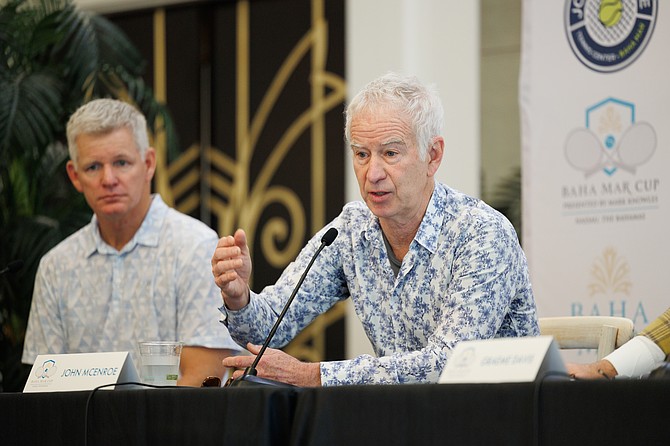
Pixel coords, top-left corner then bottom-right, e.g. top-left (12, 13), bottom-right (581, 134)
top-left (539, 316), bottom-right (636, 360)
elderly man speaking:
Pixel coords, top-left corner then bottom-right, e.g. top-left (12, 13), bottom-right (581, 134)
top-left (212, 72), bottom-right (539, 387)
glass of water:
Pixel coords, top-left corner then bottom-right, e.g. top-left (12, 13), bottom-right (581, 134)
top-left (138, 341), bottom-right (183, 386)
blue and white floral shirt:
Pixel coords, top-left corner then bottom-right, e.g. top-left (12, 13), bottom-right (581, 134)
top-left (222, 183), bottom-right (538, 385)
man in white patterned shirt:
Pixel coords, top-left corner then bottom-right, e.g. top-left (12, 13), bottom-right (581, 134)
top-left (212, 73), bottom-right (539, 386)
top-left (23, 99), bottom-right (241, 386)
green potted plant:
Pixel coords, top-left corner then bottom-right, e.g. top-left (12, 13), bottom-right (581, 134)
top-left (0, 0), bottom-right (177, 391)
top-left (489, 166), bottom-right (522, 242)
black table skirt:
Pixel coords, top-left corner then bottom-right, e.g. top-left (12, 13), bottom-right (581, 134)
top-left (2, 379), bottom-right (668, 446)
top-left (292, 380), bottom-right (670, 446)
top-left (2, 386), bottom-right (297, 446)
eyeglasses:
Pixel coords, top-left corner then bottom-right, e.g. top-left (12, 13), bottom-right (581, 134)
top-left (201, 376), bottom-right (222, 387)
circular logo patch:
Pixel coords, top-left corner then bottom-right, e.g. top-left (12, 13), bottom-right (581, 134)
top-left (565, 0), bottom-right (657, 73)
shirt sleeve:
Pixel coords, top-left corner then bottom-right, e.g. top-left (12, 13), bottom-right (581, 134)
top-left (605, 335), bottom-right (666, 378)
top-left (22, 256), bottom-right (66, 364)
top-left (223, 227), bottom-right (349, 348)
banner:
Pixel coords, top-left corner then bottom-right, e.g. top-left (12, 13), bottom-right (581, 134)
top-left (520, 1), bottom-right (668, 334)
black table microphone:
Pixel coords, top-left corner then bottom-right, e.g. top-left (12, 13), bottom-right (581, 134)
top-left (227, 227), bottom-right (338, 388)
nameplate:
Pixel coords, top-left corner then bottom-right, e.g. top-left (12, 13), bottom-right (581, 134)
top-left (23, 351), bottom-right (140, 393)
top-left (439, 335), bottom-right (566, 383)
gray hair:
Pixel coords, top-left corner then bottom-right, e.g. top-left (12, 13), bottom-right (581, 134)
top-left (66, 98), bottom-right (149, 167)
top-left (344, 72), bottom-right (444, 160)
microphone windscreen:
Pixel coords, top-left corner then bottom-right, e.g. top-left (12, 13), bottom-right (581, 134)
top-left (321, 228), bottom-right (338, 246)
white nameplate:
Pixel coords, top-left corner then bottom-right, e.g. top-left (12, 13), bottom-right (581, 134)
top-left (439, 335), bottom-right (566, 383)
top-left (23, 351), bottom-right (140, 393)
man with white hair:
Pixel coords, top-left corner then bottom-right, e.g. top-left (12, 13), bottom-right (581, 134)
top-left (212, 73), bottom-right (539, 386)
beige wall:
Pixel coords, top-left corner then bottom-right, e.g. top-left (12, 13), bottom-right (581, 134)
top-left (345, 0), bottom-right (481, 203)
top-left (345, 0), bottom-right (481, 358)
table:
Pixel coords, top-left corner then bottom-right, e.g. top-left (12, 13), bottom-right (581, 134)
top-left (2, 386), bottom-right (297, 445)
top-left (2, 379), bottom-right (668, 445)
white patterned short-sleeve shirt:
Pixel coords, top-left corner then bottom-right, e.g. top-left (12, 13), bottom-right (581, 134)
top-left (22, 195), bottom-right (241, 366)
top-left (222, 183), bottom-right (538, 385)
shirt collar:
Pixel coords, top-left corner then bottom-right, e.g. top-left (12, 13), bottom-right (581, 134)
top-left (412, 183), bottom-right (446, 254)
top-left (84, 194), bottom-right (167, 257)
top-left (361, 182), bottom-right (446, 255)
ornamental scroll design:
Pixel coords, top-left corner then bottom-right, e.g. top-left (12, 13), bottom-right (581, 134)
top-left (153, 0), bottom-right (347, 361)
top-left (210, 0), bottom-right (345, 271)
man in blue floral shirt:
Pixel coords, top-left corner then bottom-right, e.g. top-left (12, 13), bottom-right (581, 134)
top-left (212, 72), bottom-right (539, 386)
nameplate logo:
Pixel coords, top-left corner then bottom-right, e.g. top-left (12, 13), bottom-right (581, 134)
top-left (439, 336), bottom-right (566, 383)
top-left (23, 351), bottom-right (139, 393)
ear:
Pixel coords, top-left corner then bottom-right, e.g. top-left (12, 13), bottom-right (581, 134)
top-left (426, 136), bottom-right (444, 177)
top-left (144, 147), bottom-right (157, 181)
top-left (66, 160), bottom-right (84, 193)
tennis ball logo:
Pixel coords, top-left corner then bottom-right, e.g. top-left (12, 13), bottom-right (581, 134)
top-left (599, 0), bottom-right (623, 27)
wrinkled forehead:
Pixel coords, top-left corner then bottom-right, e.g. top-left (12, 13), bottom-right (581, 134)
top-left (350, 106), bottom-right (415, 143)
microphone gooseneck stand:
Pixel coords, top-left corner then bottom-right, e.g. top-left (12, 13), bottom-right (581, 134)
top-left (227, 228), bottom-right (339, 388)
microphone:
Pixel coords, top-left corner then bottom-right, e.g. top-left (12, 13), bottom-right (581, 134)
top-left (0, 260), bottom-right (24, 276)
top-left (227, 227), bottom-right (338, 388)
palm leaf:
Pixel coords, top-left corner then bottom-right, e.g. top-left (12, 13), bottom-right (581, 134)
top-left (89, 13), bottom-right (145, 75)
top-left (489, 166), bottom-right (522, 241)
top-left (0, 72), bottom-right (63, 161)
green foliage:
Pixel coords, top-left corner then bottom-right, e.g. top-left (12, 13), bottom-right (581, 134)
top-left (0, 0), bottom-right (177, 391)
top-left (489, 166), bottom-right (523, 243)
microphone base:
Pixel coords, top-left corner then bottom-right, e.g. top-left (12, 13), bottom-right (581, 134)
top-left (226, 374), bottom-right (296, 388)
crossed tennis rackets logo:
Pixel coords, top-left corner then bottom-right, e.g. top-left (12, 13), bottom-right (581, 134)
top-left (564, 98), bottom-right (657, 177)
top-left (35, 359), bottom-right (58, 379)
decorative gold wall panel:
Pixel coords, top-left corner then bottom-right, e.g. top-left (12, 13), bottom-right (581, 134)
top-left (111, 0), bottom-right (347, 361)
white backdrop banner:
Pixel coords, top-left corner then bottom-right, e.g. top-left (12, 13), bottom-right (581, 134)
top-left (520, 0), bottom-right (667, 331)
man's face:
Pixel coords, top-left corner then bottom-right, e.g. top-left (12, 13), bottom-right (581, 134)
top-left (349, 107), bottom-right (442, 229)
top-left (66, 126), bottom-right (155, 223)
